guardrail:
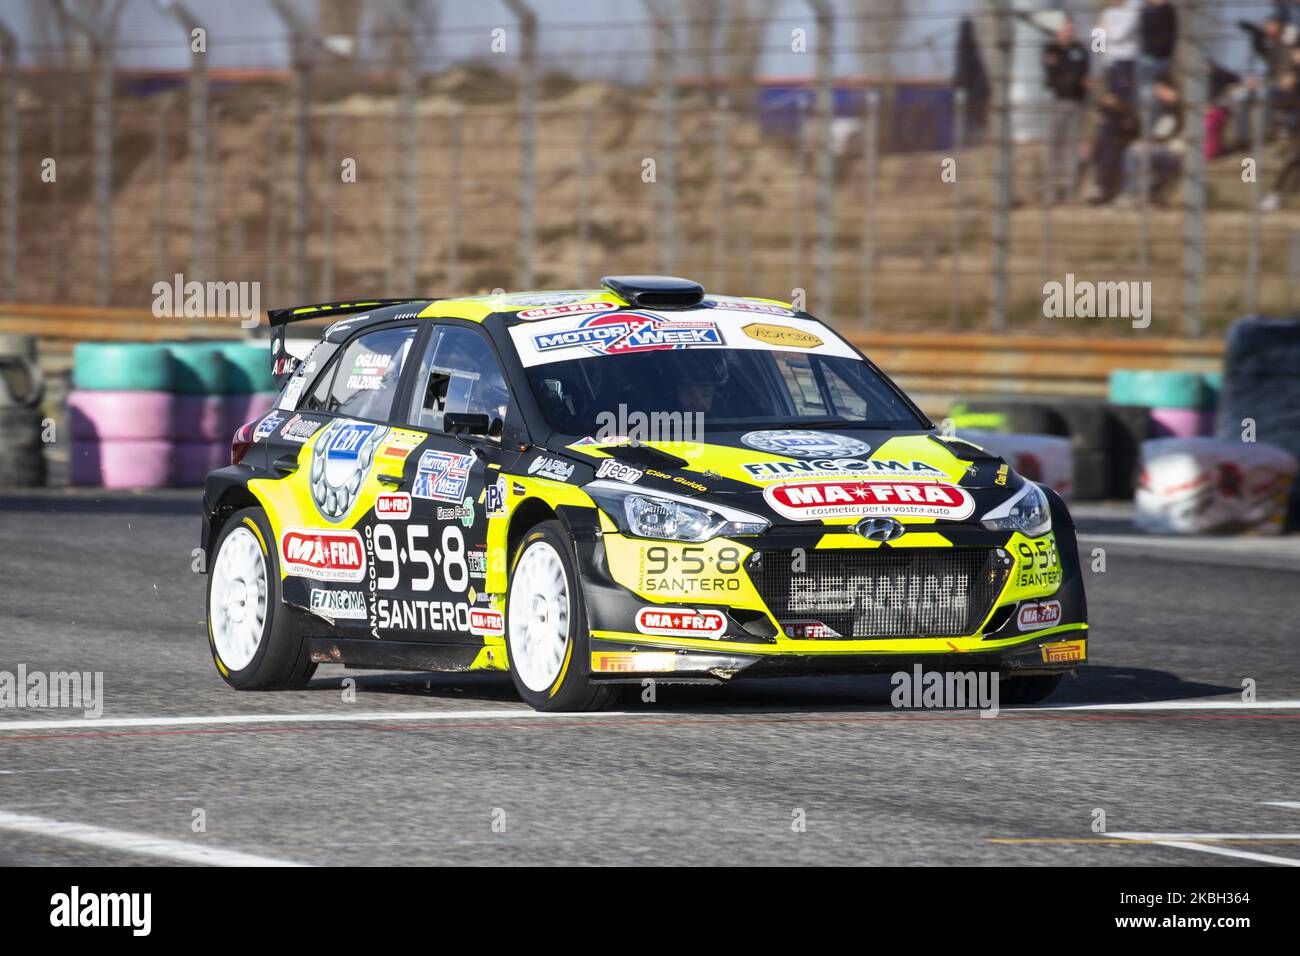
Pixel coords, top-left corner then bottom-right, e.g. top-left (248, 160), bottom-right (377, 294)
top-left (0, 304), bottom-right (1226, 415)
top-left (844, 331), bottom-right (1225, 414)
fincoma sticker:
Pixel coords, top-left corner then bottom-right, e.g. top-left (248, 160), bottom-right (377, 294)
top-left (741, 430), bottom-right (871, 458)
top-left (635, 607), bottom-right (727, 639)
top-left (310, 588), bottom-right (367, 620)
top-left (764, 479), bottom-right (976, 521)
top-left (469, 608), bottom-right (505, 636)
top-left (1017, 599), bottom-right (1062, 631)
top-left (280, 528), bottom-right (366, 583)
top-left (741, 458), bottom-right (945, 481)
top-left (375, 492), bottom-right (412, 520)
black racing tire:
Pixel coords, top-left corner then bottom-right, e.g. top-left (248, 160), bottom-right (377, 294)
top-left (1000, 672), bottom-right (1063, 705)
top-left (503, 520), bottom-right (618, 712)
top-left (206, 507), bottom-right (316, 690)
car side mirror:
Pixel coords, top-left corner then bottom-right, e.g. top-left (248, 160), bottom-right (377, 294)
top-left (444, 412), bottom-right (491, 436)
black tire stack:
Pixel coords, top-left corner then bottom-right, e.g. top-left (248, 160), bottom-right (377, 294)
top-left (0, 334), bottom-right (47, 488)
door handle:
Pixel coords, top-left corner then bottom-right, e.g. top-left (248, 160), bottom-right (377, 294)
top-left (377, 473), bottom-right (404, 488)
top-left (273, 455), bottom-right (299, 475)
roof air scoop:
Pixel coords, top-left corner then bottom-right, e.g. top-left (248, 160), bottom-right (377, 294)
top-left (602, 275), bottom-right (704, 310)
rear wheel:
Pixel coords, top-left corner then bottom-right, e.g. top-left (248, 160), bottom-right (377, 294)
top-left (1000, 672), bottom-right (1063, 705)
top-left (504, 520), bottom-right (618, 712)
top-left (207, 507), bottom-right (316, 690)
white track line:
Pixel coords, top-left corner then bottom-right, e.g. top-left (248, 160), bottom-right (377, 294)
top-left (0, 810), bottom-right (309, 867)
top-left (0, 700), bottom-right (1298, 734)
top-left (0, 708), bottom-right (607, 732)
top-left (1263, 801), bottom-right (1300, 810)
top-left (1110, 832), bottom-right (1300, 867)
top-left (1042, 700), bottom-right (1300, 711)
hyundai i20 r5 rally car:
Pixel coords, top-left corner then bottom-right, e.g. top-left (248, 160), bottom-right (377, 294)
top-left (201, 276), bottom-right (1088, 711)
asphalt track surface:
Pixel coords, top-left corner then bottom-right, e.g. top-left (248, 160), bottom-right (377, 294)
top-left (1, 490), bottom-right (1298, 867)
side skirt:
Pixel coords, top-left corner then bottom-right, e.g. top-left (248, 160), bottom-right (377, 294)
top-left (306, 638), bottom-right (484, 672)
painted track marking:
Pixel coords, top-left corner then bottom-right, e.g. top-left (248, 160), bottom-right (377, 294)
top-left (0, 809), bottom-right (309, 867)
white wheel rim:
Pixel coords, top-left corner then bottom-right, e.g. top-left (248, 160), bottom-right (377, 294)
top-left (210, 526), bottom-right (269, 672)
top-left (507, 541), bottom-right (570, 693)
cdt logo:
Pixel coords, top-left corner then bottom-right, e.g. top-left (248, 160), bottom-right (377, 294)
top-left (309, 420), bottom-right (387, 521)
top-left (50, 886), bottom-right (151, 936)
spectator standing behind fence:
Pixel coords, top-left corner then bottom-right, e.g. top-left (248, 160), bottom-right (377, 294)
top-left (1098, 0), bottom-right (1142, 103)
top-left (1042, 18), bottom-right (1090, 202)
top-left (1087, 91), bottom-right (1139, 203)
top-left (1119, 74), bottom-right (1185, 205)
top-left (1139, 0), bottom-right (1178, 84)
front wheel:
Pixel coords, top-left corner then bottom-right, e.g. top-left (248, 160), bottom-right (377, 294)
top-left (504, 520), bottom-right (618, 712)
top-left (999, 672), bottom-right (1063, 705)
top-left (206, 507), bottom-right (316, 690)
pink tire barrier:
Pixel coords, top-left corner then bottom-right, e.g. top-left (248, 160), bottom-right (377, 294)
top-left (221, 391), bottom-right (279, 439)
top-left (171, 440), bottom-right (229, 487)
top-left (67, 390), bottom-right (172, 442)
top-left (69, 439), bottom-right (172, 489)
top-left (1150, 408), bottom-right (1215, 439)
top-left (171, 394), bottom-right (226, 442)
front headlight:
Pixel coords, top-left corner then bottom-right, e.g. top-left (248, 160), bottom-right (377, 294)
top-left (584, 480), bottom-right (769, 542)
top-left (981, 480), bottom-right (1052, 537)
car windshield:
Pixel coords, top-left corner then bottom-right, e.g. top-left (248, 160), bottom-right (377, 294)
top-left (522, 346), bottom-right (926, 437)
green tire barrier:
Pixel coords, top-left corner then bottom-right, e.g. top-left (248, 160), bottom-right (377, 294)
top-left (1107, 370), bottom-right (1209, 410)
top-left (72, 342), bottom-right (174, 392)
top-left (216, 342), bottom-right (275, 394)
top-left (166, 342), bottom-right (226, 395)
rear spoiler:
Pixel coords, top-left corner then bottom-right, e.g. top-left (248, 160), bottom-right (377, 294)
top-left (267, 298), bottom-right (430, 384)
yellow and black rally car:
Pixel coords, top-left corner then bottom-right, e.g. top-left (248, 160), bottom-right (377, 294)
top-left (202, 276), bottom-right (1087, 711)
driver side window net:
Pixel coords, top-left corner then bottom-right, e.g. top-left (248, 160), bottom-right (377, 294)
top-left (409, 326), bottom-right (510, 434)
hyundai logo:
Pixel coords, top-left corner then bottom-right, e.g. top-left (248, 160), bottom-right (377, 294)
top-left (855, 517), bottom-right (904, 541)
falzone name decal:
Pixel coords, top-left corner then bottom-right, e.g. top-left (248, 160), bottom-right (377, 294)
top-left (763, 479), bottom-right (976, 521)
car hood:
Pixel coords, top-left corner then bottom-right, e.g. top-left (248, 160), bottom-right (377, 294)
top-left (559, 428), bottom-right (1028, 527)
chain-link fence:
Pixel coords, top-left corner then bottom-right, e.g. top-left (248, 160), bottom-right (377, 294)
top-left (0, 0), bottom-right (1294, 336)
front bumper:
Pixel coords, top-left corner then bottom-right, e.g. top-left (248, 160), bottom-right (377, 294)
top-left (569, 492), bottom-right (1088, 682)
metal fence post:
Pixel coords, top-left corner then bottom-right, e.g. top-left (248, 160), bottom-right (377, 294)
top-left (951, 87), bottom-right (965, 327)
top-left (270, 0), bottom-right (316, 303)
top-left (162, 2), bottom-right (208, 285)
top-left (321, 104), bottom-right (337, 300)
top-left (1181, 0), bottom-right (1207, 336)
top-left (505, 0), bottom-right (537, 288)
top-left (60, 0), bottom-right (126, 306)
top-left (806, 0), bottom-right (834, 317)
top-left (861, 90), bottom-right (879, 326)
top-left (446, 105), bottom-right (462, 293)
top-left (154, 101), bottom-right (170, 280)
top-left (396, 0), bottom-right (420, 292)
top-left (645, 0), bottom-right (677, 275)
top-left (578, 102), bottom-right (592, 287)
top-left (988, 0), bottom-right (1012, 331)
top-left (713, 94), bottom-right (730, 292)
top-left (0, 23), bottom-right (17, 302)
top-left (1247, 76), bottom-right (1263, 316)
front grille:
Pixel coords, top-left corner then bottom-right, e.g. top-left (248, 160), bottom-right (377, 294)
top-left (749, 547), bottom-right (1011, 639)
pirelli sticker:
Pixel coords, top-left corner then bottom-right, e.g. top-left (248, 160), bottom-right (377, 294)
top-left (591, 651), bottom-right (678, 673)
top-left (1040, 639), bottom-right (1086, 664)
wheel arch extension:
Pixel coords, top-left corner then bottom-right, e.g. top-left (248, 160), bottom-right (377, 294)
top-left (204, 482), bottom-right (264, 566)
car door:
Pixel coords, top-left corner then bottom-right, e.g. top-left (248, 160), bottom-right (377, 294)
top-left (372, 323), bottom-right (521, 645)
top-left (257, 322), bottom-right (422, 631)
